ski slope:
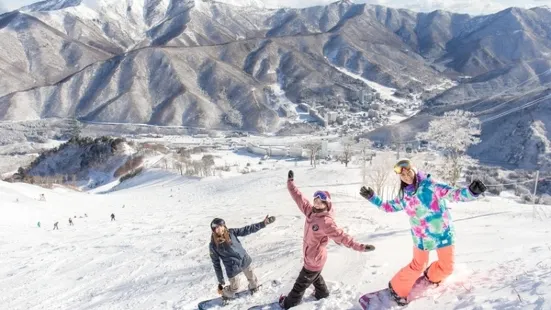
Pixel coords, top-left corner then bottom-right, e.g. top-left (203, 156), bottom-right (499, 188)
top-left (1, 161), bottom-right (551, 310)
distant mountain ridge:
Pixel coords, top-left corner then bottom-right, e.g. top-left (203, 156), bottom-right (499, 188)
top-left (0, 0), bottom-right (550, 169)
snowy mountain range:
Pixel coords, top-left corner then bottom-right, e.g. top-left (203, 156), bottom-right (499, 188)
top-left (0, 0), bottom-right (551, 168)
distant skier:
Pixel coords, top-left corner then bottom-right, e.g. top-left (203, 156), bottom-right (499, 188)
top-left (278, 170), bottom-right (375, 309)
top-left (84, 213), bottom-right (88, 217)
top-left (53, 222), bottom-right (59, 230)
top-left (37, 221), bottom-right (41, 228)
top-left (210, 215), bottom-right (275, 303)
top-left (111, 213), bottom-right (115, 221)
top-left (69, 218), bottom-right (73, 226)
top-left (359, 158), bottom-right (487, 306)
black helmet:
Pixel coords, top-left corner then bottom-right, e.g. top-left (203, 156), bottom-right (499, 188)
top-left (210, 218), bottom-right (225, 231)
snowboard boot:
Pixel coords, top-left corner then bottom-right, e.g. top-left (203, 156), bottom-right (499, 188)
top-left (388, 282), bottom-right (409, 306)
top-left (310, 289), bottom-right (329, 300)
top-left (423, 264), bottom-right (441, 287)
top-left (221, 295), bottom-right (232, 306)
top-left (278, 295), bottom-right (286, 308)
top-left (249, 283), bottom-right (262, 295)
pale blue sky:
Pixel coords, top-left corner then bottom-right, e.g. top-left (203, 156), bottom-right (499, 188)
top-left (0, 0), bottom-right (547, 15)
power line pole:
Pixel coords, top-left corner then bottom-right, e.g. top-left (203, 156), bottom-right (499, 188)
top-left (533, 170), bottom-right (540, 199)
top-left (532, 170), bottom-right (540, 220)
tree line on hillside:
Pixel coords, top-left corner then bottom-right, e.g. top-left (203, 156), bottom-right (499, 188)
top-left (6, 136), bottom-right (127, 185)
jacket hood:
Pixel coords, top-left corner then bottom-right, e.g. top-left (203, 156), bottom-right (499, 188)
top-left (416, 171), bottom-right (428, 183)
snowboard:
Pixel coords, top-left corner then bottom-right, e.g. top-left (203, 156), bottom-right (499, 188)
top-left (359, 275), bottom-right (438, 309)
top-left (247, 295), bottom-right (317, 310)
top-left (198, 285), bottom-right (262, 310)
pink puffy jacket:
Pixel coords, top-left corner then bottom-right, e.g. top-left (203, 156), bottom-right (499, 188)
top-left (287, 180), bottom-right (366, 271)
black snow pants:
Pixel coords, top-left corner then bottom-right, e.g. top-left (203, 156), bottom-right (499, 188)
top-left (282, 267), bottom-right (329, 309)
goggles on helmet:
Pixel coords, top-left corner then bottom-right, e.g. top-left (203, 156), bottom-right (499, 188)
top-left (393, 159), bottom-right (412, 174)
top-left (313, 191), bottom-right (328, 201)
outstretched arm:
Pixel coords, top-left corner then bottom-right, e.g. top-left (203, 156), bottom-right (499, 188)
top-left (287, 171), bottom-right (313, 216)
top-left (432, 181), bottom-right (478, 202)
top-left (209, 244), bottom-right (225, 285)
top-left (231, 221), bottom-right (266, 237)
top-left (360, 186), bottom-right (405, 213)
top-left (324, 218), bottom-right (366, 252)
top-left (369, 195), bottom-right (406, 213)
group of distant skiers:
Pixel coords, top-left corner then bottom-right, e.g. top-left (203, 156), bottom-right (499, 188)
top-left (208, 158), bottom-right (488, 308)
top-left (42, 213), bottom-right (116, 230)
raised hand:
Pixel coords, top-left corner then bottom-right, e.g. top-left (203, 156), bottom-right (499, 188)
top-left (264, 215), bottom-right (276, 225)
top-left (359, 186), bottom-right (374, 200)
top-left (469, 179), bottom-right (487, 195)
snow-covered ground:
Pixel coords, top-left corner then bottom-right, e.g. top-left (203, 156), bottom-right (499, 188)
top-left (1, 159), bottom-right (551, 310)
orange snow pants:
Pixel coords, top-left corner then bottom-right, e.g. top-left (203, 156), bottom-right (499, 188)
top-left (389, 245), bottom-right (455, 298)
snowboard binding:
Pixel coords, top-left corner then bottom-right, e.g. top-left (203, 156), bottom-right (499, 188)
top-left (388, 282), bottom-right (409, 306)
top-left (423, 265), bottom-right (441, 287)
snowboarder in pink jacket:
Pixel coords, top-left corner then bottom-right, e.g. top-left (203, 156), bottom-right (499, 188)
top-left (279, 170), bottom-right (375, 309)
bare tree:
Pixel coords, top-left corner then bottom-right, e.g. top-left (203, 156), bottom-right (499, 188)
top-left (192, 161), bottom-right (204, 177)
top-left (160, 157), bottom-right (169, 170)
top-left (202, 154), bottom-right (215, 176)
top-left (340, 138), bottom-right (354, 167)
top-left (174, 161), bottom-right (184, 176)
top-left (366, 155), bottom-right (396, 200)
top-left (303, 141), bottom-right (322, 168)
top-left (358, 141), bottom-right (374, 184)
top-left (390, 126), bottom-right (406, 160)
top-left (416, 110), bottom-right (481, 186)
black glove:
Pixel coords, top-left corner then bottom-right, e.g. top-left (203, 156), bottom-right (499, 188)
top-left (469, 179), bottom-right (487, 196)
top-left (359, 186), bottom-right (374, 200)
top-left (364, 244), bottom-right (375, 252)
top-left (264, 215), bottom-right (276, 225)
top-left (217, 284), bottom-right (224, 294)
top-left (288, 170), bottom-right (294, 180)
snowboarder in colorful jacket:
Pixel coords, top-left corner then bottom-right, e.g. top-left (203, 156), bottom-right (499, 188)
top-left (209, 215), bottom-right (275, 302)
top-left (359, 158), bottom-right (487, 305)
top-left (279, 170), bottom-right (375, 309)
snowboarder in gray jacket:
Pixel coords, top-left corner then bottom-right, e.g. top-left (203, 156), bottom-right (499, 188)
top-left (210, 216), bottom-right (275, 301)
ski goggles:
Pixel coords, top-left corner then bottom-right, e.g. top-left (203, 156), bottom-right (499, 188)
top-left (313, 191), bottom-right (328, 201)
top-left (393, 159), bottom-right (412, 174)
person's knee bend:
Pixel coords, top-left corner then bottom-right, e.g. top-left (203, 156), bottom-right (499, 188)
top-left (411, 260), bottom-right (428, 272)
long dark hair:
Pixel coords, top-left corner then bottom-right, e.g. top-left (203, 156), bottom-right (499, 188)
top-left (398, 172), bottom-right (419, 199)
top-left (212, 228), bottom-right (232, 246)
